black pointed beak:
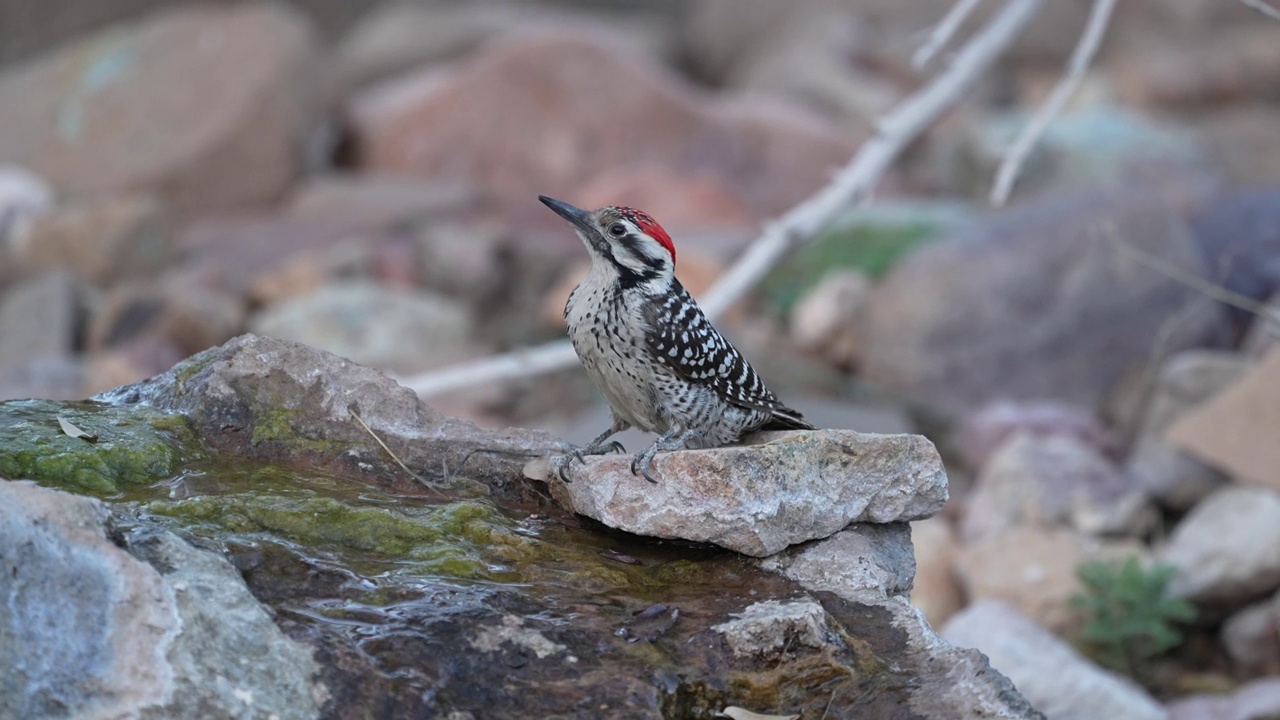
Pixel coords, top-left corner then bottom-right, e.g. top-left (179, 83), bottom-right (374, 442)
top-left (539, 195), bottom-right (594, 235)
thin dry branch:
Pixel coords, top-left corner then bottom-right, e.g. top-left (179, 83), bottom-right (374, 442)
top-left (1238, 0), bottom-right (1280, 21)
top-left (990, 0), bottom-right (1116, 207)
top-left (913, 0), bottom-right (986, 70)
top-left (399, 0), bottom-right (1045, 398)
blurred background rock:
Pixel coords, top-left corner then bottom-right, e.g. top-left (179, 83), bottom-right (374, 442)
top-left (1, 1), bottom-right (1279, 714)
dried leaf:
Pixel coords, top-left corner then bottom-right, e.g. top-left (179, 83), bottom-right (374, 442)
top-left (717, 709), bottom-right (799, 720)
top-left (522, 456), bottom-right (551, 481)
top-left (58, 417), bottom-right (97, 443)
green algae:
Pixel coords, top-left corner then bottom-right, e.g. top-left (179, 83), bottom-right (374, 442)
top-left (146, 492), bottom-right (533, 580)
top-left (0, 399), bottom-right (206, 495)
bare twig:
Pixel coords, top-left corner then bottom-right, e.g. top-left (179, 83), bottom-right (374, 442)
top-left (349, 406), bottom-right (440, 492)
top-left (1238, 0), bottom-right (1280, 21)
top-left (1105, 232), bottom-right (1280, 323)
top-left (399, 0), bottom-right (1044, 398)
top-left (702, 0), bottom-right (1042, 316)
top-left (990, 0), bottom-right (1116, 207)
top-left (913, 0), bottom-right (986, 70)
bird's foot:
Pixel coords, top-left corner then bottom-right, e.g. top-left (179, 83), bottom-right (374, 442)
top-left (629, 430), bottom-right (703, 484)
top-left (557, 439), bottom-right (627, 482)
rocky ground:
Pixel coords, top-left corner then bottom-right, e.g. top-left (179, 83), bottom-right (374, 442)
top-left (1, 1), bottom-right (1280, 718)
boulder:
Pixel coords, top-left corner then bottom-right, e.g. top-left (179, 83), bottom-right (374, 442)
top-left (249, 281), bottom-right (480, 376)
top-left (944, 600), bottom-right (1166, 720)
top-left (962, 433), bottom-right (1154, 541)
top-left (1162, 486), bottom-right (1280, 608)
top-left (347, 30), bottom-right (854, 222)
top-left (10, 331), bottom-right (1041, 718)
top-left (542, 430), bottom-right (948, 557)
top-left (94, 334), bottom-right (564, 494)
top-left (0, 479), bottom-right (324, 720)
top-left (861, 189), bottom-right (1225, 418)
top-left (0, 5), bottom-right (318, 211)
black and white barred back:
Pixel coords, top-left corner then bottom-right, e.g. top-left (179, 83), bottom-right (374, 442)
top-left (642, 281), bottom-right (810, 431)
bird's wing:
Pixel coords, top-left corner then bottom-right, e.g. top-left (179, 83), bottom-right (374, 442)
top-left (642, 282), bottom-right (793, 416)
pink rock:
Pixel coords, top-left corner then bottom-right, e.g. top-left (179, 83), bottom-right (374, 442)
top-left (347, 30), bottom-right (855, 222)
top-left (956, 400), bottom-right (1121, 472)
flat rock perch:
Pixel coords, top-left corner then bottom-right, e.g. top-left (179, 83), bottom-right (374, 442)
top-left (544, 430), bottom-right (949, 557)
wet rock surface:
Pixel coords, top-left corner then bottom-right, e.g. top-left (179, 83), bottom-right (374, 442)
top-left (1, 335), bottom-right (1038, 718)
top-left (0, 480), bottom-right (324, 720)
top-left (546, 430), bottom-right (948, 556)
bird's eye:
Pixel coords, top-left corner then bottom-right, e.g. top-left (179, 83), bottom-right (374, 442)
top-left (608, 223), bottom-right (627, 237)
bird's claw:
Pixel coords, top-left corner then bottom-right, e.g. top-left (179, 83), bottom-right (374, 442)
top-left (629, 452), bottom-right (660, 484)
top-left (557, 440), bottom-right (628, 482)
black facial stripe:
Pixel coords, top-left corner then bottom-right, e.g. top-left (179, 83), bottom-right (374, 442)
top-left (618, 234), bottom-right (665, 271)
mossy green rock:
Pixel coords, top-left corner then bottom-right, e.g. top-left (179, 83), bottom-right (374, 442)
top-left (0, 399), bottom-right (205, 495)
top-left (147, 494), bottom-right (526, 580)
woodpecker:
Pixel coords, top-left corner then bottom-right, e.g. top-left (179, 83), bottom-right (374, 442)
top-left (539, 195), bottom-right (814, 483)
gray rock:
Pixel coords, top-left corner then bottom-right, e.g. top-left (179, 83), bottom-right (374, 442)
top-left (1167, 678), bottom-right (1280, 720)
top-left (0, 479), bottom-right (324, 720)
top-left (962, 433), bottom-right (1155, 541)
top-left (748, 519), bottom-right (1042, 718)
top-left (943, 600), bottom-right (1166, 720)
top-left (249, 280), bottom-right (479, 375)
top-left (1163, 486), bottom-right (1280, 607)
top-left (0, 270), bottom-right (81, 376)
top-left (712, 598), bottom-right (832, 658)
top-left (789, 268), bottom-right (873, 369)
top-left (1221, 589), bottom-right (1280, 675)
top-left (546, 430), bottom-right (948, 557)
top-left (861, 189), bottom-right (1226, 418)
top-left (763, 523), bottom-right (916, 598)
top-left (95, 334), bottom-right (564, 494)
top-left (1125, 350), bottom-right (1250, 509)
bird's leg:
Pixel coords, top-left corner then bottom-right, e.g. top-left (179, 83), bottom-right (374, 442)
top-left (559, 417), bottom-right (630, 482)
top-left (630, 428), bottom-right (704, 484)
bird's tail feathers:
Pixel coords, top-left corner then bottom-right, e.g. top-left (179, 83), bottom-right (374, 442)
top-left (763, 406), bottom-right (815, 431)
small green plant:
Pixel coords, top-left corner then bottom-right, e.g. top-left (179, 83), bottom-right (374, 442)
top-left (1069, 557), bottom-right (1196, 679)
